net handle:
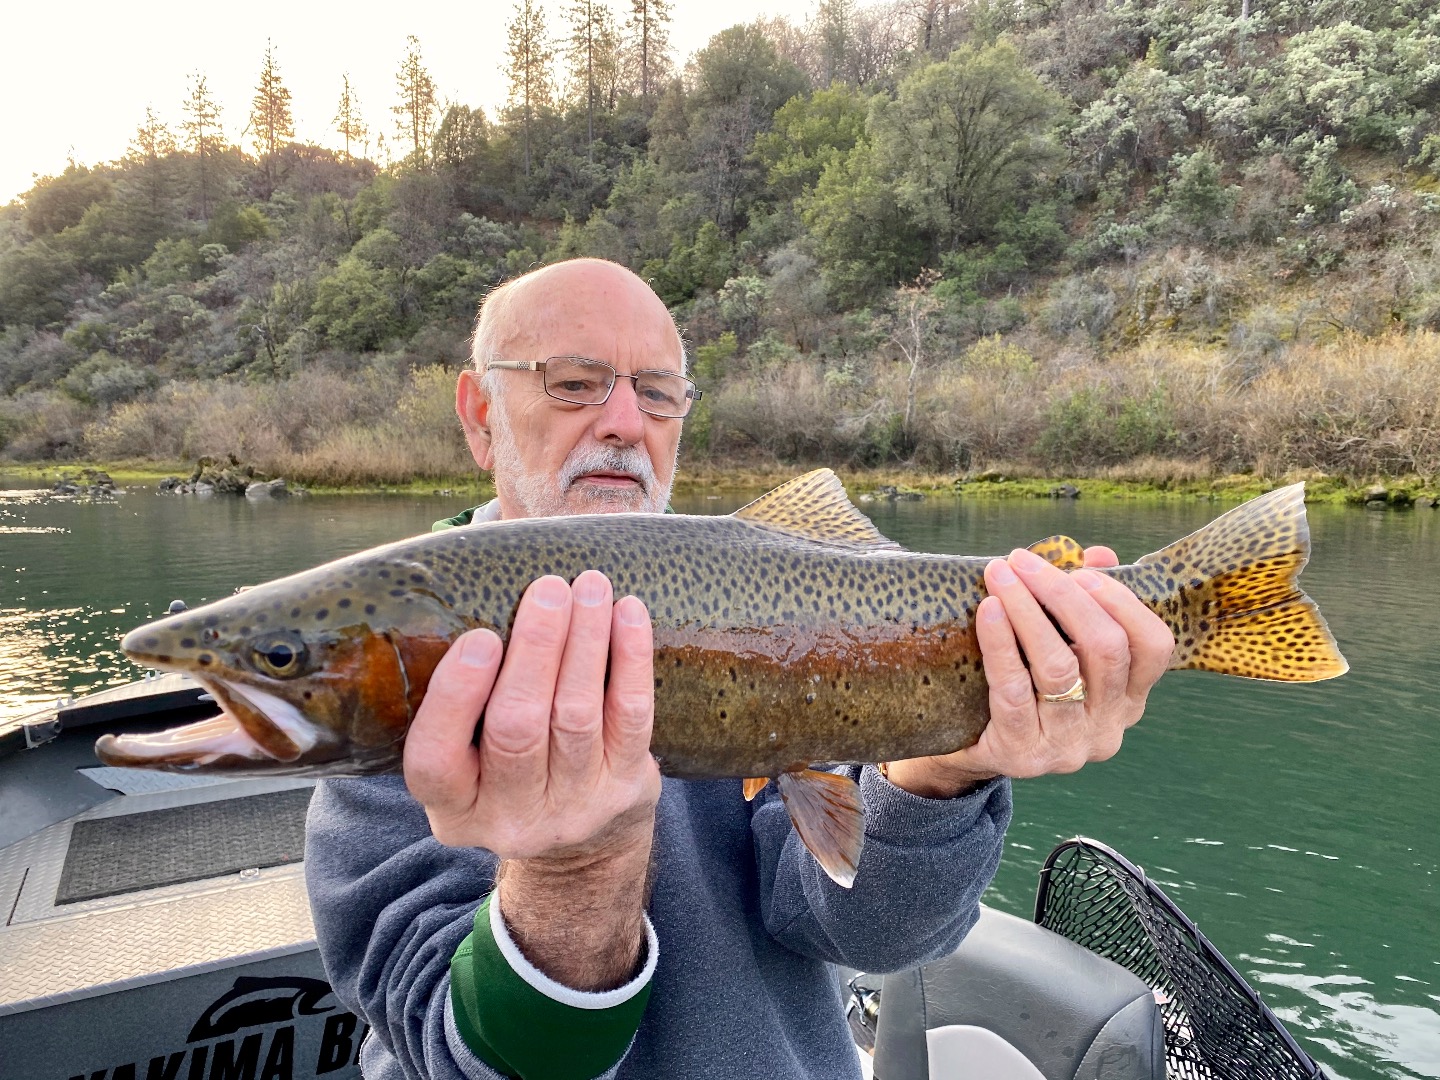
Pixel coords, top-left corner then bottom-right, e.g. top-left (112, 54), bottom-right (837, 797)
top-left (1034, 836), bottom-right (1327, 1080)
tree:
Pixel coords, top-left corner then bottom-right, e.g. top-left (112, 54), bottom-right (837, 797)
top-left (565, 0), bottom-right (620, 152)
top-left (686, 25), bottom-right (809, 235)
top-left (873, 43), bottom-right (1063, 251)
top-left (250, 40), bottom-right (295, 195)
top-left (755, 85), bottom-right (869, 202)
top-left (887, 268), bottom-right (942, 454)
top-left (505, 0), bottom-right (555, 177)
top-left (127, 107), bottom-right (177, 213)
top-left (802, 142), bottom-right (924, 304)
top-left (182, 72), bottom-right (223, 217)
top-left (626, 0), bottom-right (672, 105)
top-left (813, 0), bottom-right (854, 87)
top-left (334, 75), bottom-right (369, 164)
top-left (394, 35), bottom-right (439, 165)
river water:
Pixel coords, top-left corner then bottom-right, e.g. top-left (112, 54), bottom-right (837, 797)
top-left (1, 477), bottom-right (1435, 1078)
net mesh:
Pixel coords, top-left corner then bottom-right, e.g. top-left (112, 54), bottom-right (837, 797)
top-left (1034, 838), bottom-right (1325, 1080)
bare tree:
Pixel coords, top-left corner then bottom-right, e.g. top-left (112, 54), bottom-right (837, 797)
top-left (888, 269), bottom-right (943, 453)
top-left (334, 74), bottom-right (370, 164)
top-left (394, 35), bottom-right (439, 165)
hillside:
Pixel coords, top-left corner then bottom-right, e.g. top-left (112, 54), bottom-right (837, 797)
top-left (2, 0), bottom-right (1438, 489)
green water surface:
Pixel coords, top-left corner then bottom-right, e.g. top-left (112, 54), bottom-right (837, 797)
top-left (0, 479), bottom-right (1435, 1078)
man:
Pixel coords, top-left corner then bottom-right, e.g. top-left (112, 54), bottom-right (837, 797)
top-left (305, 258), bottom-right (1175, 1080)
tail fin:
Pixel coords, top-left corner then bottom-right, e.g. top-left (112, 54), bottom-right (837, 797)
top-left (1115, 484), bottom-right (1348, 683)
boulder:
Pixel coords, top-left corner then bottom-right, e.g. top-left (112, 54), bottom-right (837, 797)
top-left (1416, 496), bottom-right (1436, 509)
top-left (1049, 484), bottom-right (1081, 499)
top-left (245, 478), bottom-right (290, 499)
top-left (1363, 484), bottom-right (1388, 504)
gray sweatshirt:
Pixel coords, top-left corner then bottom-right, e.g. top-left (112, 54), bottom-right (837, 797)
top-left (305, 766), bottom-right (1011, 1079)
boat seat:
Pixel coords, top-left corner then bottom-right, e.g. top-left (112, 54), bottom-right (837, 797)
top-left (871, 906), bottom-right (1164, 1080)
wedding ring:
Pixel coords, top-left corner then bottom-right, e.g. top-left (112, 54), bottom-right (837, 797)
top-left (1039, 675), bottom-right (1087, 704)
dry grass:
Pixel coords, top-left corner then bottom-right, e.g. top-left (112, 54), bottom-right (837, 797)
top-left (9, 330), bottom-right (1436, 489)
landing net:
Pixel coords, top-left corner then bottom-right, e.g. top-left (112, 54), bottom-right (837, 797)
top-left (1034, 838), bottom-right (1326, 1080)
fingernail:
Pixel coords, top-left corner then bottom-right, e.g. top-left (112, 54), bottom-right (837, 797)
top-left (988, 559), bottom-right (1017, 586)
top-left (1009, 547), bottom-right (1046, 574)
top-left (616, 596), bottom-right (649, 626)
top-left (1075, 569), bottom-right (1106, 592)
top-left (980, 596), bottom-right (1006, 623)
top-left (531, 576), bottom-right (568, 609)
top-left (459, 631), bottom-right (500, 668)
top-left (573, 572), bottom-right (608, 607)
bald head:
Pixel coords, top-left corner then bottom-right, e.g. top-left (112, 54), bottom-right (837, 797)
top-left (456, 257), bottom-right (688, 520)
top-left (471, 258), bottom-right (685, 380)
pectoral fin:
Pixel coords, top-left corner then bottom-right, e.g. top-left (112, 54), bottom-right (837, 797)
top-left (743, 777), bottom-right (770, 801)
top-left (776, 768), bottom-right (866, 888)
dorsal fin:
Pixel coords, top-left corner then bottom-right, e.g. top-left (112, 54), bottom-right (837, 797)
top-left (733, 469), bottom-right (899, 551)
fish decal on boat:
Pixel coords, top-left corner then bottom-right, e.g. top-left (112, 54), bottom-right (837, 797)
top-left (97, 470), bottom-right (1347, 886)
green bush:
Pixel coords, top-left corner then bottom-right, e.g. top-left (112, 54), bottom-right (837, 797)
top-left (1037, 386), bottom-right (1178, 465)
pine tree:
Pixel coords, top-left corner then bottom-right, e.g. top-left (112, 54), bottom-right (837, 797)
top-left (128, 106), bottom-right (176, 212)
top-left (505, 0), bottom-right (555, 177)
top-left (181, 73), bottom-right (223, 217)
top-left (249, 40), bottom-right (294, 193)
top-left (334, 74), bottom-right (369, 164)
top-left (565, 0), bottom-right (619, 153)
top-left (627, 0), bottom-right (672, 105)
top-left (393, 35), bottom-right (438, 165)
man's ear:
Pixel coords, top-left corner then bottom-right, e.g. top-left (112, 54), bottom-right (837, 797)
top-left (456, 370), bottom-right (495, 470)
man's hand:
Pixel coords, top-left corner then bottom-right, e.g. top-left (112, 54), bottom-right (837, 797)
top-left (885, 546), bottom-right (1176, 798)
top-left (404, 570), bottom-right (661, 859)
top-left (403, 571), bottom-right (660, 991)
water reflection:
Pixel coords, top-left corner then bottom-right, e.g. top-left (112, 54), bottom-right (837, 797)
top-left (1, 476), bottom-right (1436, 1079)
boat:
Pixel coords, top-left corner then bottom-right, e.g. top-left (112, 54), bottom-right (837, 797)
top-left (0, 676), bottom-right (1329, 1080)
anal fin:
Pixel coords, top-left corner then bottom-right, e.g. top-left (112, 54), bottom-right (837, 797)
top-left (743, 777), bottom-right (770, 801)
top-left (776, 768), bottom-right (866, 888)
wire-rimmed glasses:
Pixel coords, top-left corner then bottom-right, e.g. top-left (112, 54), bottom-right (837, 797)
top-left (488, 357), bottom-right (702, 419)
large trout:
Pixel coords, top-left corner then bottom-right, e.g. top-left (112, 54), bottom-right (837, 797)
top-left (97, 470), bottom-right (1347, 885)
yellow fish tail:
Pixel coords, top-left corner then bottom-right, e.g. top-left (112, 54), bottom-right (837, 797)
top-left (1122, 483), bottom-right (1348, 683)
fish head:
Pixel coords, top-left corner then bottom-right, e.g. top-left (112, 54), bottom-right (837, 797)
top-left (96, 560), bottom-right (467, 775)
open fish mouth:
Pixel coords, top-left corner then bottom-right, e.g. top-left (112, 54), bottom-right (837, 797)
top-left (94, 676), bottom-right (323, 770)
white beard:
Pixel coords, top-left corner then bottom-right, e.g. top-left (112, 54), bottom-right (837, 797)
top-left (488, 400), bottom-right (676, 518)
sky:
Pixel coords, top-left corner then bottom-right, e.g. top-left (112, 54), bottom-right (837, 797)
top-left (0, 0), bottom-right (821, 206)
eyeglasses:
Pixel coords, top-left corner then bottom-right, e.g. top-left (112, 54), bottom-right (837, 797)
top-left (488, 357), bottom-right (702, 419)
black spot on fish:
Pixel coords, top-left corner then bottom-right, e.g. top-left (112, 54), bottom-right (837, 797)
top-left (291, 608), bottom-right (302, 619)
top-left (338, 598), bottom-right (351, 609)
top-left (315, 609), bottom-right (329, 620)
top-left (180, 638), bottom-right (195, 649)
top-left (378, 570), bottom-right (390, 579)
top-left (365, 604), bottom-right (377, 616)
top-left (390, 589), bottom-right (405, 597)
top-left (198, 655), bottom-right (212, 666)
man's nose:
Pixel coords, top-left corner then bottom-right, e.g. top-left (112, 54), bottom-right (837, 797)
top-left (594, 378), bottom-right (646, 445)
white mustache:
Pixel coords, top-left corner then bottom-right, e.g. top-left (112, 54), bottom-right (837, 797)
top-left (559, 446), bottom-right (656, 494)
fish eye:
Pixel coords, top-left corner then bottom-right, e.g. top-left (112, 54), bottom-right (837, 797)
top-left (252, 633), bottom-right (308, 678)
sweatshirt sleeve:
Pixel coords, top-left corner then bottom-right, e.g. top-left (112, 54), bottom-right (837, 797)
top-left (305, 776), bottom-right (653, 1080)
top-left (749, 764), bottom-right (1012, 974)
